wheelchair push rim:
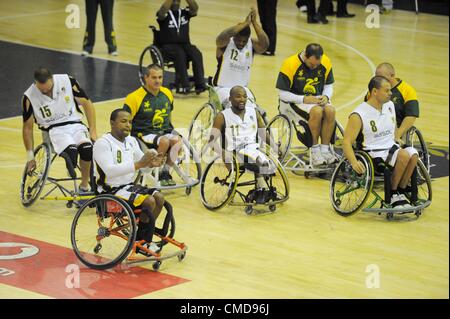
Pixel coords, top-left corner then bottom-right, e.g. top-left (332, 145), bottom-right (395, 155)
top-left (200, 153), bottom-right (238, 210)
top-left (188, 102), bottom-right (216, 156)
top-left (266, 114), bottom-right (292, 164)
top-left (71, 194), bottom-right (137, 270)
top-left (20, 143), bottom-right (51, 207)
top-left (330, 151), bottom-right (374, 216)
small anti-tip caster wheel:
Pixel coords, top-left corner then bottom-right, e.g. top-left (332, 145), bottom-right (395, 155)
top-left (185, 187), bottom-right (192, 196)
top-left (93, 243), bottom-right (102, 254)
top-left (386, 212), bottom-right (394, 220)
top-left (178, 251), bottom-right (186, 261)
top-left (245, 206), bottom-right (253, 215)
top-left (66, 201), bottom-right (73, 208)
top-left (269, 204), bottom-right (276, 212)
top-left (153, 261), bottom-right (161, 271)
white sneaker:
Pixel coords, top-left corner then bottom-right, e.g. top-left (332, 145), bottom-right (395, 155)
top-left (322, 151), bottom-right (339, 165)
top-left (109, 51), bottom-right (119, 56)
top-left (390, 193), bottom-right (410, 208)
top-left (299, 5), bottom-right (307, 12)
top-left (310, 149), bottom-right (326, 167)
top-left (81, 50), bottom-right (90, 56)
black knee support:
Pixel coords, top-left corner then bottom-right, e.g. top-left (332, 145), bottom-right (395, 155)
top-left (61, 145), bottom-right (78, 176)
top-left (78, 142), bottom-right (93, 161)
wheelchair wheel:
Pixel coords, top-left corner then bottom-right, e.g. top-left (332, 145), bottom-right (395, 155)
top-left (266, 114), bottom-right (292, 163)
top-left (188, 103), bottom-right (216, 156)
top-left (266, 152), bottom-right (290, 202)
top-left (200, 154), bottom-right (238, 210)
top-left (139, 45), bottom-right (164, 85)
top-left (405, 127), bottom-right (430, 174)
top-left (20, 143), bottom-right (51, 207)
top-left (409, 159), bottom-right (432, 205)
top-left (154, 201), bottom-right (175, 248)
top-left (171, 136), bottom-right (201, 187)
top-left (71, 195), bottom-right (137, 270)
top-left (331, 121), bottom-right (345, 159)
top-left (330, 151), bottom-right (374, 216)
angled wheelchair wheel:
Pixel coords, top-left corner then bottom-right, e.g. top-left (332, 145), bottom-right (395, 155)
top-left (331, 121), bottom-right (345, 159)
top-left (405, 126), bottom-right (430, 174)
top-left (188, 103), bottom-right (216, 156)
top-left (154, 201), bottom-right (175, 248)
top-left (200, 154), bottom-right (238, 210)
top-left (20, 143), bottom-right (51, 207)
top-left (405, 159), bottom-right (432, 206)
top-left (71, 195), bottom-right (137, 270)
top-left (265, 152), bottom-right (290, 202)
top-left (330, 151), bottom-right (374, 216)
top-left (170, 136), bottom-right (202, 188)
top-left (266, 114), bottom-right (292, 163)
top-left (139, 45), bottom-right (164, 85)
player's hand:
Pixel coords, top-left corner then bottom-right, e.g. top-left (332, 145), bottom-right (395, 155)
top-left (303, 95), bottom-right (320, 104)
top-left (245, 11), bottom-right (252, 25)
top-left (250, 7), bottom-right (257, 22)
top-left (351, 160), bottom-right (366, 175)
top-left (89, 131), bottom-right (97, 142)
top-left (26, 160), bottom-right (36, 174)
top-left (318, 95), bottom-right (329, 106)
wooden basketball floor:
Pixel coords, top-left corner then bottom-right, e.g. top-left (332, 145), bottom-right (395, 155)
top-left (0, 0), bottom-right (448, 298)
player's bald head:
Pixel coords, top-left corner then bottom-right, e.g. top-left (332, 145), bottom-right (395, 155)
top-left (376, 62), bottom-right (395, 78)
top-left (230, 86), bottom-right (246, 98)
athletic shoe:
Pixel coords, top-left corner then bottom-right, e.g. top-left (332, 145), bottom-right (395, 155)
top-left (136, 242), bottom-right (160, 256)
top-left (322, 151), bottom-right (339, 165)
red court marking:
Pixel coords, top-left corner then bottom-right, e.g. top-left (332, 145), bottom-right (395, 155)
top-left (0, 231), bottom-right (189, 298)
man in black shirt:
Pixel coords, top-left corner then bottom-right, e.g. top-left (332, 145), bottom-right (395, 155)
top-left (157, 0), bottom-right (206, 94)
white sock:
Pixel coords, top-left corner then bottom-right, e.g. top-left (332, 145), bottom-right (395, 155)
top-left (311, 144), bottom-right (321, 155)
top-left (320, 144), bottom-right (330, 154)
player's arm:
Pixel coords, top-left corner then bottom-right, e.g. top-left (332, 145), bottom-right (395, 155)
top-left (186, 0), bottom-right (198, 16)
top-left (22, 96), bottom-right (36, 171)
top-left (70, 77), bottom-right (97, 141)
top-left (343, 113), bottom-right (366, 174)
top-left (157, 0), bottom-right (173, 20)
top-left (396, 89), bottom-right (419, 139)
top-left (216, 12), bottom-right (252, 58)
top-left (257, 111), bottom-right (275, 152)
top-left (250, 8), bottom-right (269, 54)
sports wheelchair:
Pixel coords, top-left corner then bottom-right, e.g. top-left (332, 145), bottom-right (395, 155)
top-left (20, 131), bottom-right (95, 208)
top-left (134, 131), bottom-right (201, 195)
top-left (329, 150), bottom-right (432, 220)
top-left (139, 25), bottom-right (194, 91)
top-left (200, 147), bottom-right (289, 215)
top-left (187, 84), bottom-right (269, 157)
top-left (403, 126), bottom-right (431, 174)
top-left (71, 193), bottom-right (187, 271)
top-left (266, 108), bottom-right (345, 178)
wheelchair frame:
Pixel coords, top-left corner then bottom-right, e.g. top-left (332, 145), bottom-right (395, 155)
top-left (266, 113), bottom-right (345, 178)
top-left (20, 133), bottom-right (95, 208)
top-left (329, 150), bottom-right (432, 220)
top-left (71, 194), bottom-right (187, 271)
top-left (134, 132), bottom-right (201, 195)
top-left (138, 25), bottom-right (194, 90)
top-left (200, 148), bottom-right (290, 214)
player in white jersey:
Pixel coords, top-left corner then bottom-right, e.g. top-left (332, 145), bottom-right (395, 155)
top-left (93, 109), bottom-right (166, 254)
top-left (343, 76), bottom-right (418, 208)
top-left (22, 68), bottom-right (97, 192)
top-left (208, 86), bottom-right (276, 204)
top-left (212, 8), bottom-right (269, 109)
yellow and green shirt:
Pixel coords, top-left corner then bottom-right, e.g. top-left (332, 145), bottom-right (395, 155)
top-left (365, 79), bottom-right (419, 126)
top-left (276, 53), bottom-right (334, 96)
top-left (123, 86), bottom-right (174, 136)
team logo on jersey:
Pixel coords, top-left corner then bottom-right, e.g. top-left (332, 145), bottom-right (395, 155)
top-left (65, 96), bottom-right (70, 103)
top-left (304, 77), bottom-right (319, 95)
top-left (317, 70), bottom-right (323, 77)
top-left (153, 109), bottom-right (168, 128)
top-left (246, 51), bottom-right (250, 58)
top-left (143, 101), bottom-right (151, 111)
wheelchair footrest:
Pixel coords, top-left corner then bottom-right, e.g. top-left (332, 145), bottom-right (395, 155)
top-left (362, 200), bottom-right (431, 213)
